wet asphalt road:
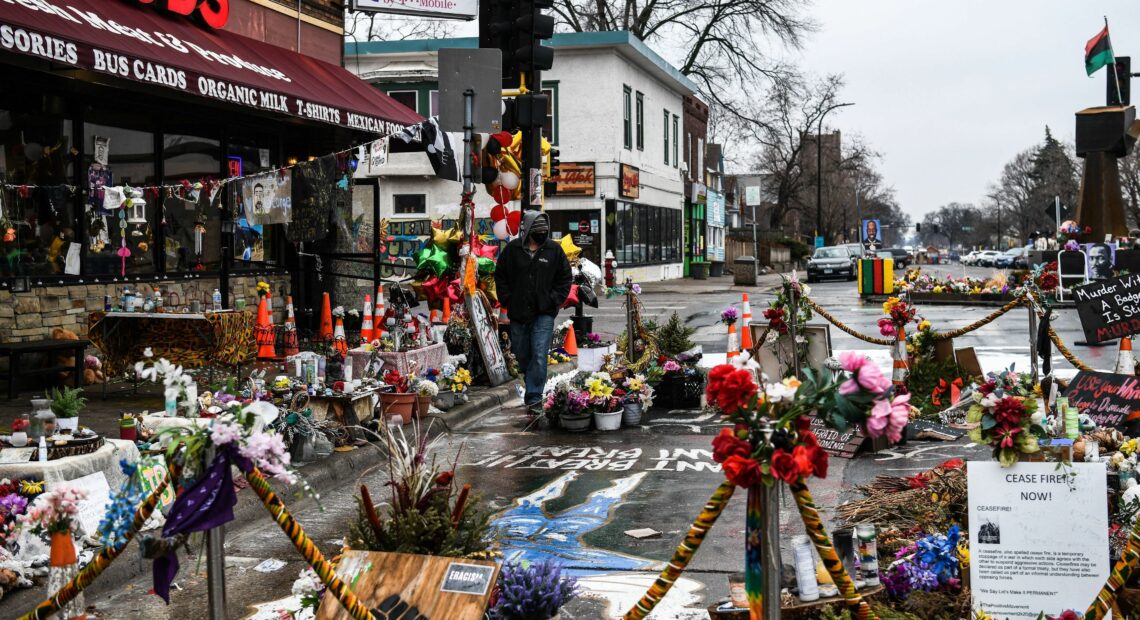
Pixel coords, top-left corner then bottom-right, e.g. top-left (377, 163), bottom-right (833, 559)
top-left (79, 264), bottom-right (1114, 619)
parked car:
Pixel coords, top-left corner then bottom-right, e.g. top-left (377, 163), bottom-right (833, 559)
top-left (977, 250), bottom-right (1001, 267)
top-left (948, 250), bottom-right (961, 262)
top-left (962, 251), bottom-right (980, 265)
top-left (877, 248), bottom-right (911, 268)
top-left (841, 243), bottom-right (867, 259)
top-left (806, 246), bottom-right (857, 282)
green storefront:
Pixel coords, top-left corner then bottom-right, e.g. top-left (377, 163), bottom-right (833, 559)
top-left (683, 182), bottom-right (707, 277)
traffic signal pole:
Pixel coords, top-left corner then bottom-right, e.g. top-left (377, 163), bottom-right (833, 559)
top-left (520, 69), bottom-right (543, 211)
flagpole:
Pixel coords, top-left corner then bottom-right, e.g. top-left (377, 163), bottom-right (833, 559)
top-left (1107, 16), bottom-right (1125, 105)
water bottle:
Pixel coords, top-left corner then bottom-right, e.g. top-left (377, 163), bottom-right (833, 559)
top-left (792, 535), bottom-right (820, 601)
top-left (103, 294), bottom-right (111, 312)
top-left (153, 287), bottom-right (163, 313)
top-left (212, 288), bottom-right (222, 312)
top-left (38, 435), bottom-right (48, 463)
top-left (124, 287), bottom-right (136, 312)
top-left (856, 523), bottom-right (880, 586)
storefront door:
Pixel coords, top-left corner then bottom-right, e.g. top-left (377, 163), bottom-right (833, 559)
top-left (547, 210), bottom-right (602, 265)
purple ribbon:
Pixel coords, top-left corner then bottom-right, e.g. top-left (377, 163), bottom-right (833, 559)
top-left (153, 449), bottom-right (251, 603)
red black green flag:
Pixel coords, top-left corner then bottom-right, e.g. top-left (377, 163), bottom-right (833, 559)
top-left (1086, 25), bottom-right (1115, 76)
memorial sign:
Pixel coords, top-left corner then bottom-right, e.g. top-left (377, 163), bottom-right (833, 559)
top-left (1073, 274), bottom-right (1140, 344)
top-left (1063, 370), bottom-right (1140, 429)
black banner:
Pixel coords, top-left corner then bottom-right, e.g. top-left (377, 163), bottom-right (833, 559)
top-left (1063, 370), bottom-right (1140, 429)
top-left (1072, 274), bottom-right (1140, 344)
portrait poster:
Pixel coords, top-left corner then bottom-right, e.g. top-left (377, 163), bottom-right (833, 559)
top-left (1084, 242), bottom-right (1117, 280)
top-left (242, 172), bottom-right (292, 226)
top-left (861, 219), bottom-right (882, 250)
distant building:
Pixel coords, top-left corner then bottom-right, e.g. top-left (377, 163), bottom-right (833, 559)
top-left (346, 31), bottom-right (706, 282)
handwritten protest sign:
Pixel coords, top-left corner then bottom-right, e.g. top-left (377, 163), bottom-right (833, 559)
top-left (1072, 274), bottom-right (1140, 344)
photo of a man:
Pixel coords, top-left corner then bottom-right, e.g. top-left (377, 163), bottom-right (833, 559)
top-left (1085, 243), bottom-right (1115, 280)
top-left (252, 183), bottom-right (266, 215)
top-left (862, 219), bottom-right (882, 252)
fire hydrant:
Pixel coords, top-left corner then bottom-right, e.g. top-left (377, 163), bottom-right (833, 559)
top-left (604, 250), bottom-right (616, 288)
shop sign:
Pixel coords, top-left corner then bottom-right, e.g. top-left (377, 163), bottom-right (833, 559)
top-left (350, 0), bottom-right (478, 21)
top-left (967, 461), bottom-right (1108, 618)
top-left (136, 0), bottom-right (230, 29)
top-left (620, 163), bottom-right (640, 199)
top-left (691, 182), bottom-right (706, 205)
top-left (553, 162), bottom-right (595, 196)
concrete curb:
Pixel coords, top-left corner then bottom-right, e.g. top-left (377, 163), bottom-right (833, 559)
top-left (432, 362), bottom-right (577, 432)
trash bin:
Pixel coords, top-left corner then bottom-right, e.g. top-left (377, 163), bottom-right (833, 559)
top-left (709, 261), bottom-right (725, 277)
top-left (734, 256), bottom-right (757, 286)
top-left (691, 262), bottom-right (709, 280)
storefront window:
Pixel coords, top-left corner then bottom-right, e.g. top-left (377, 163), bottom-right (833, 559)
top-left (608, 201), bottom-right (681, 266)
top-left (83, 119), bottom-right (156, 276)
top-left (163, 133), bottom-right (221, 272)
top-left (0, 99), bottom-right (75, 278)
top-left (228, 138), bottom-right (282, 269)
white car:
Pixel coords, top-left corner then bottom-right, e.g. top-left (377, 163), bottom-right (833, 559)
top-left (977, 250), bottom-right (1001, 267)
top-left (962, 251), bottom-right (981, 265)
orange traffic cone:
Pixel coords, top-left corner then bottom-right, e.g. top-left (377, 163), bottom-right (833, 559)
top-left (497, 306), bottom-right (510, 326)
top-left (430, 309), bottom-right (441, 324)
top-left (442, 297), bottom-right (451, 324)
top-left (740, 294), bottom-right (754, 353)
top-left (892, 326), bottom-right (908, 390)
top-left (256, 296), bottom-right (277, 360)
top-left (564, 326), bottom-right (579, 355)
top-left (282, 295), bottom-right (299, 357)
top-left (726, 321), bottom-right (739, 359)
top-left (1115, 337), bottom-right (1136, 375)
top-left (374, 285), bottom-right (386, 339)
top-left (360, 294), bottom-right (374, 344)
top-left (318, 292), bottom-right (333, 341)
top-left (333, 317), bottom-right (348, 356)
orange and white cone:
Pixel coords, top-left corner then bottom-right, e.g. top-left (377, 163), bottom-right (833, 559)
top-left (726, 321), bottom-right (740, 359)
top-left (360, 294), bottom-right (374, 344)
top-left (1115, 337), bottom-right (1136, 375)
top-left (374, 285), bottom-right (386, 339)
top-left (318, 292), bottom-right (333, 341)
top-left (892, 325), bottom-right (908, 390)
top-left (498, 306), bottom-right (510, 326)
top-left (255, 296), bottom-right (277, 360)
top-left (740, 294), bottom-right (754, 353)
top-left (282, 295), bottom-right (299, 357)
top-left (333, 317), bottom-right (348, 356)
top-left (442, 297), bottom-right (451, 324)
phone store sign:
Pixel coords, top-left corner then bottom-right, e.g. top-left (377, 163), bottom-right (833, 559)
top-left (136, 0), bottom-right (229, 29)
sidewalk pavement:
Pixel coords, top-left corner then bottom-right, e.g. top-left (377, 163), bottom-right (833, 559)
top-left (635, 271), bottom-right (787, 296)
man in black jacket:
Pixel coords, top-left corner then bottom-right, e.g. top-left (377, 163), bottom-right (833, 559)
top-left (495, 211), bottom-right (573, 413)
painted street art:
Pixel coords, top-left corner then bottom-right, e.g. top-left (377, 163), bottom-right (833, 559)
top-left (468, 445), bottom-right (723, 473)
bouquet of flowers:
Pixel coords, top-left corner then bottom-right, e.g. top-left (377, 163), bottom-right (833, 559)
top-left (720, 307), bottom-right (739, 326)
top-left (19, 484), bottom-right (87, 536)
top-left (582, 332), bottom-right (610, 349)
top-left (975, 364), bottom-right (1037, 399)
top-left (256, 281), bottom-right (270, 298)
top-left (881, 526), bottom-right (963, 599)
top-left (437, 364), bottom-right (473, 394)
top-left (0, 478), bottom-right (37, 547)
top-left (967, 387), bottom-right (1044, 467)
top-left (706, 351), bottom-right (906, 488)
top-left (879, 297), bottom-right (917, 337)
top-left (383, 369), bottom-right (412, 393)
top-left (762, 275), bottom-right (812, 337)
top-left (622, 374), bottom-right (654, 407)
top-left (543, 371), bottom-right (623, 420)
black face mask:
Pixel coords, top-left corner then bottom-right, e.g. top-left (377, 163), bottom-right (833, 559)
top-left (531, 233), bottom-right (548, 244)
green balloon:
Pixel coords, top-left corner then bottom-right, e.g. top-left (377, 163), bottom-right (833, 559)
top-left (477, 257), bottom-right (496, 275)
top-left (416, 244), bottom-right (449, 276)
top-left (286, 412), bottom-right (299, 425)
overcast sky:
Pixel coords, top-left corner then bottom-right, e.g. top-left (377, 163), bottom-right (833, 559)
top-left (793, 0), bottom-right (1140, 219)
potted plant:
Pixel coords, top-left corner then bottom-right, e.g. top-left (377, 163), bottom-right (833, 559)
top-left (652, 354), bottom-right (705, 410)
top-left (433, 364), bottom-right (472, 410)
top-left (379, 369), bottom-right (417, 424)
top-left (577, 332), bottom-right (616, 373)
top-left (19, 483), bottom-right (88, 620)
top-left (621, 374), bottom-right (653, 426)
top-left (585, 372), bottom-right (623, 431)
top-left (542, 374), bottom-right (591, 432)
top-left (48, 386), bottom-right (86, 433)
top-left (413, 377), bottom-right (439, 418)
top-left (487, 560), bottom-right (579, 620)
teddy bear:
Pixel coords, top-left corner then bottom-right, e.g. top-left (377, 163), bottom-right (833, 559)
top-left (51, 327), bottom-right (81, 384)
top-left (84, 355), bottom-right (105, 385)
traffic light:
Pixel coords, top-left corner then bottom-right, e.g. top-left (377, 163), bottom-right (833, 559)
top-left (479, 0), bottom-right (520, 88)
top-left (514, 93), bottom-right (549, 128)
top-left (515, 0), bottom-right (554, 73)
top-left (544, 146), bottom-right (560, 196)
top-left (915, 223), bottom-right (921, 233)
top-left (1108, 56), bottom-right (1131, 106)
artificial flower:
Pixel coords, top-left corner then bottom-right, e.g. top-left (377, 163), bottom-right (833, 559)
top-left (769, 450), bottom-right (799, 484)
top-left (722, 455), bottom-right (763, 487)
top-left (712, 428), bottom-right (752, 463)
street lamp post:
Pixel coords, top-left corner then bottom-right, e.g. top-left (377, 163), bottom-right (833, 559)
top-left (815, 102), bottom-right (854, 246)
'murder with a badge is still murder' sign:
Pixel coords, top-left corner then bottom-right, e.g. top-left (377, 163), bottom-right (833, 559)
top-left (1072, 274), bottom-right (1140, 344)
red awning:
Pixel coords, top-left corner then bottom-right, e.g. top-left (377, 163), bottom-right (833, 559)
top-left (0, 0), bottom-right (422, 133)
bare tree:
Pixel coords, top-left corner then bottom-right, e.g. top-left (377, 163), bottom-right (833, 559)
top-left (344, 11), bottom-right (459, 42)
top-left (1120, 145), bottom-right (1140, 229)
top-left (919, 202), bottom-right (986, 249)
top-left (990, 149), bottom-right (1039, 246)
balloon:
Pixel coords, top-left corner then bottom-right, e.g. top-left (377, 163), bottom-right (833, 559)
top-left (491, 185), bottom-right (512, 205)
top-left (490, 205), bottom-right (507, 222)
top-left (499, 170), bottom-right (520, 190)
top-left (420, 276), bottom-right (449, 303)
top-left (493, 220), bottom-right (510, 240)
top-left (507, 210), bottom-right (522, 236)
top-left (477, 257), bottom-right (496, 275)
top-left (410, 281), bottom-right (427, 301)
top-left (415, 244), bottom-right (450, 276)
top-left (559, 234), bottom-right (582, 263)
top-left (579, 257), bottom-right (603, 287)
top-left (432, 225), bottom-right (462, 249)
top-left (473, 237), bottom-right (498, 260)
top-left (479, 275), bottom-right (498, 304)
top-left (447, 278), bottom-right (463, 302)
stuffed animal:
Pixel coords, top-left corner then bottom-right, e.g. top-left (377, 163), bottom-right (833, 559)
top-left (51, 327), bottom-right (81, 384)
top-left (84, 355), bottom-right (105, 385)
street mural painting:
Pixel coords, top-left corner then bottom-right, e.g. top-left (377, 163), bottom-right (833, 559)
top-left (491, 471), bottom-right (659, 575)
top-left (469, 445), bottom-right (722, 473)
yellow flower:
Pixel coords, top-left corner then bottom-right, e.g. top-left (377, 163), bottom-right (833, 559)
top-left (906, 343), bottom-right (915, 354)
top-left (933, 285), bottom-right (943, 293)
top-left (881, 297), bottom-right (901, 315)
top-left (782, 376), bottom-right (802, 389)
top-left (587, 379), bottom-right (613, 399)
top-left (918, 319), bottom-right (931, 332)
top-left (454, 368), bottom-right (472, 386)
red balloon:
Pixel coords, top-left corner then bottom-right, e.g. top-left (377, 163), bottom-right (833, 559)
top-left (490, 205), bottom-right (507, 222)
top-left (506, 210), bottom-right (522, 235)
top-left (491, 185), bottom-right (512, 205)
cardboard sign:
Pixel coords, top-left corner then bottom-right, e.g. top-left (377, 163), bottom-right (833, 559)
top-left (466, 287), bottom-right (510, 386)
top-left (65, 471), bottom-right (110, 536)
top-left (1072, 274), bottom-right (1140, 343)
top-left (1063, 370), bottom-right (1140, 429)
top-left (809, 416), bottom-right (865, 459)
top-left (316, 551), bottom-right (499, 620)
top-left (968, 461), bottom-right (1108, 618)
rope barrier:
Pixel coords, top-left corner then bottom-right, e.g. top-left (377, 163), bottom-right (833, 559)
top-left (802, 298), bottom-right (894, 346)
top-left (622, 481), bottom-right (736, 620)
top-left (928, 296), bottom-right (1026, 341)
top-left (1048, 327), bottom-right (1095, 372)
top-left (788, 478), bottom-right (878, 619)
top-left (243, 466), bottom-right (377, 620)
top-left (19, 476), bottom-right (170, 620)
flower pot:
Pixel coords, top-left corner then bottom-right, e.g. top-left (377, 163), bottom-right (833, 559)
top-left (622, 402), bottom-right (643, 426)
top-left (577, 344), bottom-right (617, 372)
top-left (56, 417), bottom-right (79, 433)
top-left (433, 391), bottom-right (460, 410)
top-left (593, 410), bottom-right (622, 431)
top-left (559, 412), bottom-right (592, 432)
top-left (379, 393), bottom-right (416, 424)
top-left (50, 531), bottom-right (77, 567)
top-left (415, 395), bottom-right (432, 417)
top-left (119, 423), bottom-right (137, 442)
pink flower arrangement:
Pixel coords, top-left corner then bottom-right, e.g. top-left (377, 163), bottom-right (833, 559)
top-left (866, 393), bottom-right (912, 443)
top-left (240, 431), bottom-right (295, 484)
top-left (19, 484), bottom-right (88, 535)
top-left (662, 360), bottom-right (682, 373)
top-left (837, 351), bottom-right (891, 396)
top-left (877, 318), bottom-right (896, 337)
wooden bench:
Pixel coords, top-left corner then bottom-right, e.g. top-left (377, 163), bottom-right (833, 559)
top-left (0, 339), bottom-right (89, 400)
